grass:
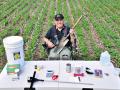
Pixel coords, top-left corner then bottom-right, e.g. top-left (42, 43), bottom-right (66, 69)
top-left (0, 0), bottom-right (120, 73)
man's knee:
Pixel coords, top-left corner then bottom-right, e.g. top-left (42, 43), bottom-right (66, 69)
top-left (60, 47), bottom-right (72, 60)
top-left (48, 48), bottom-right (60, 60)
top-left (48, 53), bottom-right (59, 60)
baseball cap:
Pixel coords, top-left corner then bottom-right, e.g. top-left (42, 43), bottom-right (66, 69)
top-left (54, 14), bottom-right (64, 21)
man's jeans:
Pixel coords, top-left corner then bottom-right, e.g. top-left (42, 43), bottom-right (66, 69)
top-left (48, 47), bottom-right (72, 60)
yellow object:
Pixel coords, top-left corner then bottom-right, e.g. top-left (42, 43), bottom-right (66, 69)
top-left (35, 66), bottom-right (43, 76)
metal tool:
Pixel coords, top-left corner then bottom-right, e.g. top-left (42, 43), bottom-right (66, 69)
top-left (78, 77), bottom-right (81, 82)
top-left (25, 65), bottom-right (41, 90)
top-left (25, 71), bottom-right (36, 90)
top-left (30, 71), bottom-right (36, 88)
top-left (28, 77), bottom-right (94, 85)
top-left (54, 15), bottom-right (83, 54)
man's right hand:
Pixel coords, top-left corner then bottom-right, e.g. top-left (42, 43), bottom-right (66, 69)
top-left (43, 37), bottom-right (55, 48)
top-left (47, 42), bottom-right (55, 48)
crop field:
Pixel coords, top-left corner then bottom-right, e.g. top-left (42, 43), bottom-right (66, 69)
top-left (0, 0), bottom-right (120, 71)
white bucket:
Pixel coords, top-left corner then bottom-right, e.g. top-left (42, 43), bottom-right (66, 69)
top-left (3, 36), bottom-right (25, 68)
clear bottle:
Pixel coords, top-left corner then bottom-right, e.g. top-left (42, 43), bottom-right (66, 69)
top-left (100, 51), bottom-right (111, 66)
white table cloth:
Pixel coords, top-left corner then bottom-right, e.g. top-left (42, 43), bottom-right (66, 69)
top-left (0, 60), bottom-right (120, 90)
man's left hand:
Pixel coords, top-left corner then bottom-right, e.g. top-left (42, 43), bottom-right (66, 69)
top-left (70, 28), bottom-right (75, 35)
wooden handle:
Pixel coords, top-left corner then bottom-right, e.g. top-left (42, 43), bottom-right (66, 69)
top-left (72, 15), bottom-right (82, 29)
top-left (62, 15), bottom-right (83, 42)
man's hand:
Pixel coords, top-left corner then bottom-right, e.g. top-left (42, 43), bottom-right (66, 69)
top-left (69, 29), bottom-right (76, 47)
top-left (70, 28), bottom-right (75, 35)
top-left (47, 42), bottom-right (55, 48)
top-left (43, 37), bottom-right (55, 48)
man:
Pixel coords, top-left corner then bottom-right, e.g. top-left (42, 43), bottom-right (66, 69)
top-left (43, 14), bottom-right (75, 60)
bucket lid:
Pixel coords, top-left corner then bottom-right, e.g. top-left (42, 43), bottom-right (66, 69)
top-left (3, 36), bottom-right (23, 45)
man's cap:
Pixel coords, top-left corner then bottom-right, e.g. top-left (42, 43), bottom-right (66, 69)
top-left (54, 14), bottom-right (64, 20)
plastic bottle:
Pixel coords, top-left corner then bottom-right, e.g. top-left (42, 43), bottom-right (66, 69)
top-left (100, 51), bottom-right (111, 66)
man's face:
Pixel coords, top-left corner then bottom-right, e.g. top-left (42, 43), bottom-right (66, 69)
top-left (55, 19), bottom-right (64, 29)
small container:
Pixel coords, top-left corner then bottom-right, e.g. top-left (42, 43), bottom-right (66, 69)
top-left (75, 67), bottom-right (81, 74)
top-left (46, 70), bottom-right (54, 78)
top-left (66, 63), bottom-right (71, 73)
